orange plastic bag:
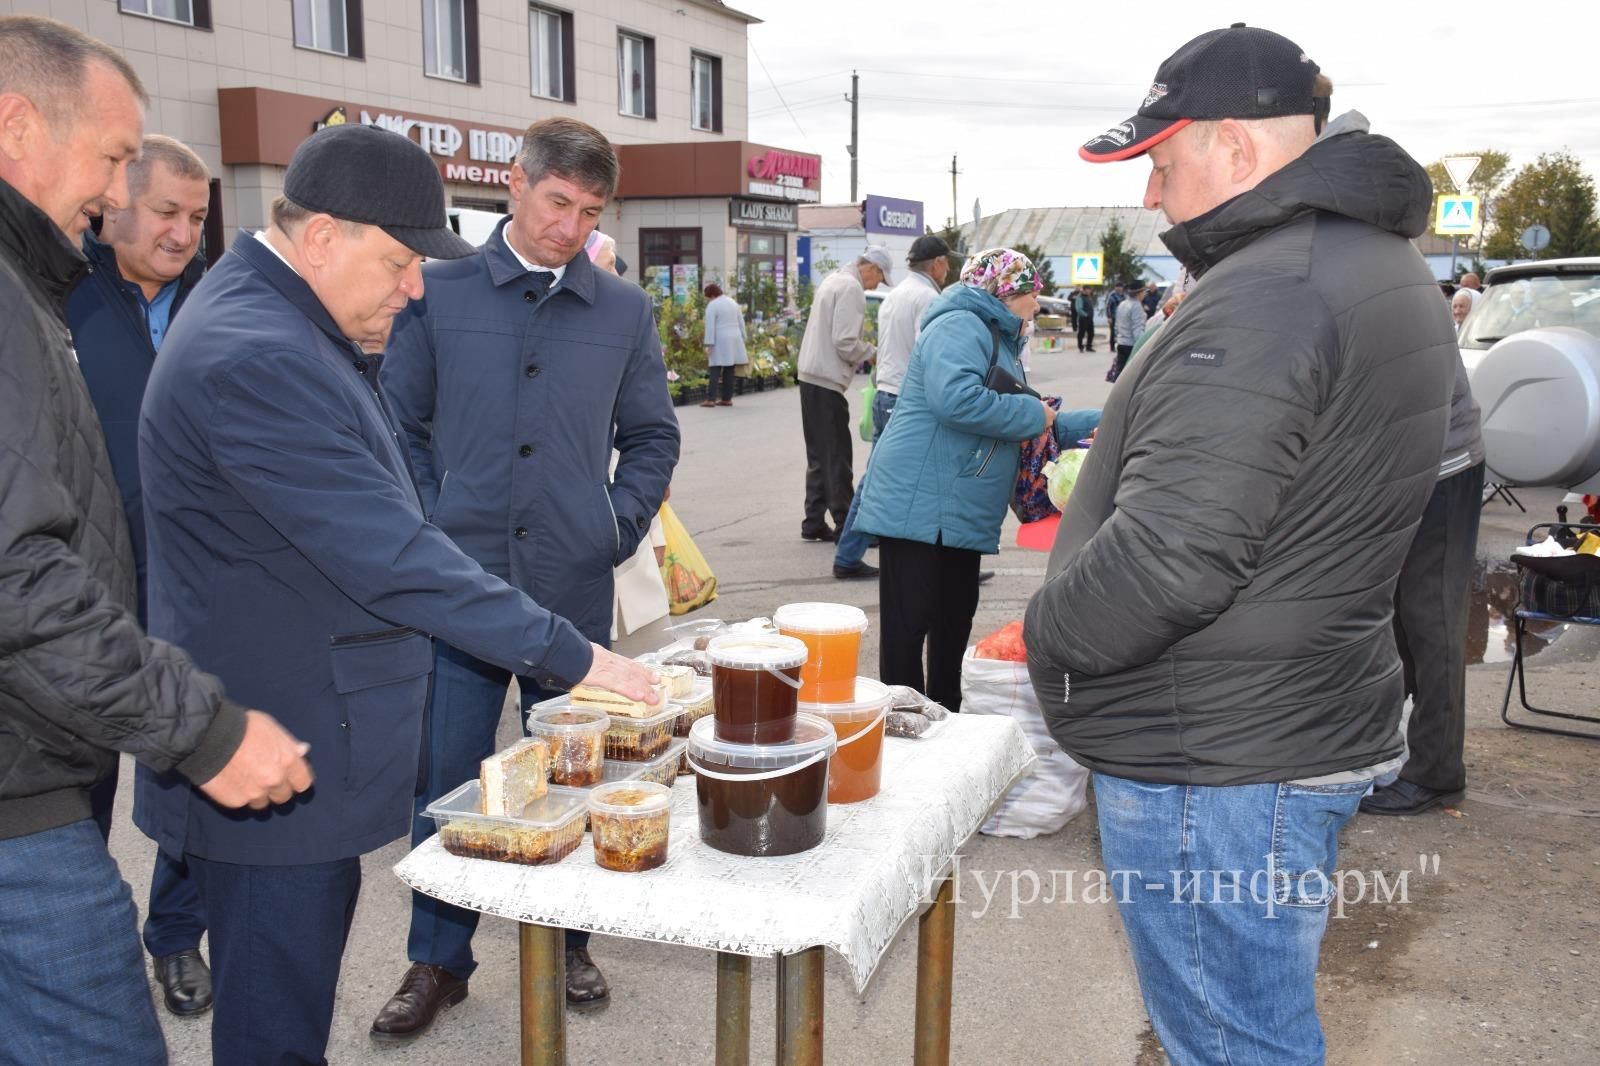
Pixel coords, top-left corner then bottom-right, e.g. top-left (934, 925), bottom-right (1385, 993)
top-left (974, 621), bottom-right (1028, 662)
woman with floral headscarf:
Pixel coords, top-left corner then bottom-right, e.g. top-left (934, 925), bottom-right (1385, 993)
top-left (853, 248), bottom-right (1095, 710)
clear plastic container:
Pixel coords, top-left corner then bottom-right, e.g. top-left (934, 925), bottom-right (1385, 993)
top-left (526, 707), bottom-right (608, 787)
top-left (671, 678), bottom-right (715, 738)
top-left (800, 677), bottom-right (891, 804)
top-left (588, 781), bottom-right (673, 872)
top-left (426, 780), bottom-right (586, 866)
top-left (687, 712), bottom-right (836, 857)
top-left (603, 701), bottom-right (679, 762)
top-left (774, 603), bottom-right (869, 703)
top-left (706, 633), bottom-right (809, 744)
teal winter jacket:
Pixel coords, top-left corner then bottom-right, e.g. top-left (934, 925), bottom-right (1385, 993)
top-left (853, 285), bottom-right (1053, 554)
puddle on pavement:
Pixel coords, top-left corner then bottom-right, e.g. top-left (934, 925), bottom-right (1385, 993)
top-left (1466, 558), bottom-right (1569, 666)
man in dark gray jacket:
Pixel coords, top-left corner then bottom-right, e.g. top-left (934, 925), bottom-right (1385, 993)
top-left (0, 16), bottom-right (310, 1063)
top-left (1026, 25), bottom-right (1454, 1065)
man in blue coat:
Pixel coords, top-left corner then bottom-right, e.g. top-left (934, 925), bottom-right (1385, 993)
top-left (136, 123), bottom-right (658, 1066)
top-left (375, 116), bottom-right (679, 1038)
top-left (65, 133), bottom-right (216, 1018)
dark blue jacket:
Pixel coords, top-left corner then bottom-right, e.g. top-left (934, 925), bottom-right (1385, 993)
top-left (65, 235), bottom-right (204, 624)
top-left (382, 219), bottom-right (679, 643)
top-left (134, 233), bottom-right (595, 865)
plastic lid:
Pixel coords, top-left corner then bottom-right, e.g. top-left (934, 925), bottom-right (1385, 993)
top-left (588, 780), bottom-right (672, 816)
top-left (528, 707), bottom-right (608, 733)
top-left (687, 712), bottom-right (836, 769)
top-left (426, 779), bottom-right (587, 828)
top-left (774, 602), bottom-right (869, 635)
top-left (705, 633), bottom-right (809, 671)
top-left (798, 677), bottom-right (891, 723)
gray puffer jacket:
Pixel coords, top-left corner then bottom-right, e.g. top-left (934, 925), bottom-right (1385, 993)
top-left (1023, 115), bottom-right (1455, 785)
top-left (0, 176), bottom-right (244, 840)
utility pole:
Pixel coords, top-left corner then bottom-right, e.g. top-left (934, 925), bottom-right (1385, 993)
top-left (846, 71), bottom-right (859, 202)
top-left (950, 154), bottom-right (960, 233)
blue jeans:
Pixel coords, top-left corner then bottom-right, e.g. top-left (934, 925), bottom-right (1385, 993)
top-left (0, 820), bottom-right (165, 1066)
top-left (408, 640), bottom-right (587, 978)
top-left (834, 390), bottom-right (897, 569)
top-left (1092, 772), bottom-right (1367, 1066)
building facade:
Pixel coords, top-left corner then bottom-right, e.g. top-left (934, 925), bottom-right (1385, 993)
top-left (7, 0), bottom-right (817, 286)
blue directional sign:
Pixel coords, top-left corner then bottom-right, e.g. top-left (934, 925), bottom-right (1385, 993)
top-left (1071, 253), bottom-right (1104, 285)
top-left (1435, 195), bottom-right (1480, 236)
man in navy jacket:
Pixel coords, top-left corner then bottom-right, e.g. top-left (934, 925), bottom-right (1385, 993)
top-left (66, 133), bottom-right (216, 1020)
top-left (375, 117), bottom-right (679, 1037)
top-left (136, 123), bottom-right (658, 1065)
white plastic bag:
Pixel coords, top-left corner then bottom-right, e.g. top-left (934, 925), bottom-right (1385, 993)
top-left (960, 647), bottom-right (1090, 838)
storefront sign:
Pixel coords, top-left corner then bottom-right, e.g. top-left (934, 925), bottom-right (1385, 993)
top-left (730, 198), bottom-right (799, 231)
top-left (864, 194), bottom-right (923, 236)
top-left (745, 148), bottom-right (821, 203)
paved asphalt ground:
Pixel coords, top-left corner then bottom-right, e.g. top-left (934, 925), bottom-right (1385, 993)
top-left (105, 325), bottom-right (1600, 1064)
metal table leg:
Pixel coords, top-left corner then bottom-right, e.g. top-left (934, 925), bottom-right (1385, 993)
top-left (715, 952), bottom-right (752, 1066)
top-left (775, 946), bottom-right (824, 1066)
top-left (519, 922), bottom-right (566, 1066)
top-left (914, 876), bottom-right (956, 1066)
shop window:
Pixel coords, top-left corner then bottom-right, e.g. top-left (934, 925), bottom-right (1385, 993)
top-left (119, 0), bottom-right (211, 30)
top-left (424, 0), bottom-right (478, 84)
top-left (691, 53), bottom-right (722, 133)
top-left (529, 5), bottom-right (574, 103)
top-left (618, 31), bottom-right (655, 120)
top-left (293, 0), bottom-right (363, 59)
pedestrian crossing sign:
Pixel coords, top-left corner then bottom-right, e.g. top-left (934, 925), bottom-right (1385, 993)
top-left (1434, 195), bottom-right (1480, 236)
top-left (1071, 253), bottom-right (1104, 285)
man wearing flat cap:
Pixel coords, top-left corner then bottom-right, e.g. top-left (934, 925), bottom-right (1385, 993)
top-left (1024, 23), bottom-right (1455, 1063)
top-left (136, 123), bottom-right (658, 1064)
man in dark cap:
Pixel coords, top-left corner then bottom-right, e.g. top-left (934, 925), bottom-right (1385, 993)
top-left (136, 122), bottom-right (659, 1065)
top-left (1025, 23), bottom-right (1454, 1064)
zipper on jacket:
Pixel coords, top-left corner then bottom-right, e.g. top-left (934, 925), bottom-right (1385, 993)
top-left (329, 626), bottom-right (419, 647)
top-left (603, 489), bottom-right (621, 559)
top-left (975, 441), bottom-right (999, 477)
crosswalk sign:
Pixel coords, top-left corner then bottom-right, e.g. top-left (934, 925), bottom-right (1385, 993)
top-left (1071, 253), bottom-right (1104, 285)
top-left (1434, 195), bottom-right (1480, 236)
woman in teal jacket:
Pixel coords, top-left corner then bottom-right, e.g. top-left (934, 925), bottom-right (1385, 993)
top-left (854, 248), bottom-right (1086, 709)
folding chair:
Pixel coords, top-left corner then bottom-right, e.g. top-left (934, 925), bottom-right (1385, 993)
top-left (1500, 522), bottom-right (1600, 738)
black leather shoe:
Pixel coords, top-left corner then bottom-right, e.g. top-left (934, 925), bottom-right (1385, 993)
top-left (833, 561), bottom-right (880, 580)
top-left (152, 948), bottom-right (212, 1017)
top-left (566, 947), bottom-right (610, 1012)
top-left (801, 527), bottom-right (839, 543)
top-left (370, 963), bottom-right (469, 1043)
top-left (978, 570), bottom-right (995, 585)
top-left (1359, 779), bottom-right (1465, 817)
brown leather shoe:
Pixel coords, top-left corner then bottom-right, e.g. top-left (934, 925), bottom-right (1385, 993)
top-left (370, 962), bottom-right (469, 1043)
top-left (565, 946), bottom-right (610, 1012)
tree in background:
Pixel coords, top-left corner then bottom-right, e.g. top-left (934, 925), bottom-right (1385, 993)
top-left (1012, 241), bottom-right (1058, 296)
top-left (1482, 151), bottom-right (1600, 260)
top-left (1425, 149), bottom-right (1511, 261)
top-left (1099, 217), bottom-right (1144, 287)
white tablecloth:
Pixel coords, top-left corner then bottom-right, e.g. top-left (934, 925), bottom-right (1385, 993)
top-left (395, 714), bottom-right (1035, 993)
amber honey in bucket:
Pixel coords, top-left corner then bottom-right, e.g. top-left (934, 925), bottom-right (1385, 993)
top-left (706, 634), bottom-right (808, 744)
top-left (801, 677), bottom-right (890, 804)
top-left (774, 602), bottom-right (868, 703)
top-left (687, 713), bottom-right (836, 857)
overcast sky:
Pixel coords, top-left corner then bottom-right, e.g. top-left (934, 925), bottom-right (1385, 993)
top-left (740, 0), bottom-right (1600, 228)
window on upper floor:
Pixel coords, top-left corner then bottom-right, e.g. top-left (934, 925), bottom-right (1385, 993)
top-left (529, 5), bottom-right (574, 103)
top-left (118, 0), bottom-right (211, 30)
top-left (618, 30), bottom-right (655, 120)
top-left (424, 0), bottom-right (478, 84)
top-left (691, 52), bottom-right (722, 133)
top-left (293, 0), bottom-right (364, 59)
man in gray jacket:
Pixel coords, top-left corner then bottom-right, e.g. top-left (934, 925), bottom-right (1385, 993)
top-left (1025, 25), bottom-right (1454, 1064)
top-left (797, 247), bottom-right (889, 568)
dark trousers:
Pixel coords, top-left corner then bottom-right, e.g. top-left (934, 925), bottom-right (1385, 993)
top-left (1114, 343), bottom-right (1134, 378)
top-left (408, 640), bottom-right (587, 979)
top-left (878, 536), bottom-right (982, 711)
top-left (709, 364), bottom-right (736, 401)
top-left (1394, 461), bottom-right (1485, 792)
top-left (187, 853), bottom-right (362, 1066)
top-left (1077, 317), bottom-right (1095, 351)
top-left (88, 760), bottom-right (207, 958)
top-left (799, 382), bottom-right (854, 537)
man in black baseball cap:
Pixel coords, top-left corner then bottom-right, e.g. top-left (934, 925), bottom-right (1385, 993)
top-left (135, 121), bottom-right (659, 1063)
top-left (1027, 23), bottom-right (1457, 1066)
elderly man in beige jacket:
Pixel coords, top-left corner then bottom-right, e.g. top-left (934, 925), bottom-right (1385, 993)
top-left (797, 247), bottom-right (891, 559)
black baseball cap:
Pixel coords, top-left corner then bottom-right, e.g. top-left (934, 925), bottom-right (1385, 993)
top-left (907, 234), bottom-right (950, 263)
top-left (283, 123), bottom-right (475, 259)
top-left (1080, 23), bottom-right (1320, 163)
